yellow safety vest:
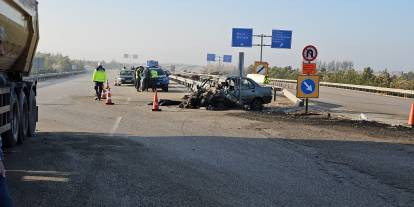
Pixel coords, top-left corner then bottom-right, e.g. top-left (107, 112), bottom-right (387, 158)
top-left (92, 69), bottom-right (107, 82)
top-left (150, 70), bottom-right (158, 78)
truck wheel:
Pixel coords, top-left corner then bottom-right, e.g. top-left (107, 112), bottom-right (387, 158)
top-left (250, 98), bottom-right (264, 111)
top-left (3, 93), bottom-right (20, 147)
top-left (18, 92), bottom-right (29, 143)
top-left (28, 89), bottom-right (37, 137)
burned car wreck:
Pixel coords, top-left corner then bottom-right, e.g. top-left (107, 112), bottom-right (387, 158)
top-left (180, 76), bottom-right (273, 111)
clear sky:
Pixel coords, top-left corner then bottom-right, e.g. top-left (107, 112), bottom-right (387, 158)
top-left (37, 0), bottom-right (414, 71)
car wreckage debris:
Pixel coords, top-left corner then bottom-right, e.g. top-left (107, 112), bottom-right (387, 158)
top-left (179, 80), bottom-right (238, 110)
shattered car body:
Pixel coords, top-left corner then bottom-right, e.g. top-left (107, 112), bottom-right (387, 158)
top-left (180, 76), bottom-right (272, 111)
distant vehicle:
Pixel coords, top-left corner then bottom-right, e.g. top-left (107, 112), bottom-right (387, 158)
top-left (117, 69), bottom-right (134, 85)
top-left (148, 67), bottom-right (170, 92)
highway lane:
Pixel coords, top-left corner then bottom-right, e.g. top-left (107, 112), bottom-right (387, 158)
top-left (285, 84), bottom-right (414, 126)
top-left (3, 72), bottom-right (414, 206)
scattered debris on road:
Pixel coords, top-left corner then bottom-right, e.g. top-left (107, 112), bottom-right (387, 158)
top-left (233, 107), bottom-right (414, 133)
top-left (147, 99), bottom-right (182, 106)
top-left (178, 76), bottom-right (273, 111)
top-left (179, 79), bottom-right (238, 110)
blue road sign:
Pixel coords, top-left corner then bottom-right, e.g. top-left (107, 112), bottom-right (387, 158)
top-left (207, 54), bottom-right (216, 62)
top-left (232, 28), bottom-right (253, 47)
top-left (271, 30), bottom-right (292, 49)
top-left (223, 55), bottom-right (232, 63)
top-left (300, 79), bottom-right (316, 94)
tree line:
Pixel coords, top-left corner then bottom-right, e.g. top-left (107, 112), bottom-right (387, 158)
top-left (248, 61), bottom-right (414, 90)
top-left (32, 52), bottom-right (86, 74)
top-left (31, 53), bottom-right (128, 75)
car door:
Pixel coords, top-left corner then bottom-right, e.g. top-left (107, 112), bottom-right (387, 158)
top-left (227, 78), bottom-right (255, 104)
top-left (240, 78), bottom-right (256, 103)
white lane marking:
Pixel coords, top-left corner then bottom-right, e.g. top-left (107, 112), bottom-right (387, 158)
top-left (110, 117), bottom-right (122, 136)
top-left (126, 97), bottom-right (131, 104)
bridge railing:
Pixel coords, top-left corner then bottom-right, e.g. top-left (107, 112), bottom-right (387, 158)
top-left (269, 78), bottom-right (414, 99)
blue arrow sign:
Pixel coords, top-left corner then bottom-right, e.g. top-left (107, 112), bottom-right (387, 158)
top-left (301, 79), bottom-right (316, 94)
top-left (232, 28), bottom-right (253, 47)
top-left (223, 55), bottom-right (232, 63)
top-left (271, 30), bottom-right (292, 49)
top-left (207, 54), bottom-right (216, 62)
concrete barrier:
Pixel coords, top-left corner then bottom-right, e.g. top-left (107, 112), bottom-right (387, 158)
top-left (283, 89), bottom-right (303, 106)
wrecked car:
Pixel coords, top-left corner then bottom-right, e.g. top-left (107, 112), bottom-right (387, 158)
top-left (180, 76), bottom-right (272, 111)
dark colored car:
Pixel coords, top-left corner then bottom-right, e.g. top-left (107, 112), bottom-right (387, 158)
top-left (148, 68), bottom-right (170, 92)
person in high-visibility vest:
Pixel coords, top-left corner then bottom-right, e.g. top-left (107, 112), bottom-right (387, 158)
top-left (150, 69), bottom-right (159, 92)
top-left (92, 63), bottom-right (107, 100)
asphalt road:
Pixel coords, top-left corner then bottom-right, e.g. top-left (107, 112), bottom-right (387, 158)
top-left (285, 84), bottom-right (414, 126)
top-left (3, 71), bottom-right (414, 207)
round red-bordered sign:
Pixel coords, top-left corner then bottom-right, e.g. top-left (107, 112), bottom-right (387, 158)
top-left (302, 45), bottom-right (318, 62)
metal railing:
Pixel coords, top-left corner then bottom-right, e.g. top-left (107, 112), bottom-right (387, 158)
top-left (24, 70), bottom-right (87, 82)
top-left (269, 78), bottom-right (414, 98)
top-left (169, 75), bottom-right (201, 91)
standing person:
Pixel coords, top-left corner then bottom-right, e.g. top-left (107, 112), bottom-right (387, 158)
top-left (92, 63), bottom-right (107, 101)
top-left (141, 67), bottom-right (150, 92)
top-left (150, 69), bottom-right (159, 92)
top-left (0, 137), bottom-right (13, 207)
top-left (134, 66), bottom-right (142, 92)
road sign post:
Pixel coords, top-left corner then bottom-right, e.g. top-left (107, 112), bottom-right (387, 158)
top-left (254, 61), bottom-right (269, 75)
top-left (232, 28), bottom-right (253, 47)
top-left (297, 45), bottom-right (319, 113)
top-left (207, 54), bottom-right (232, 71)
top-left (223, 55), bottom-right (232, 63)
top-left (232, 28), bottom-right (292, 62)
top-left (238, 52), bottom-right (245, 106)
top-left (271, 30), bottom-right (293, 49)
top-left (302, 62), bottom-right (317, 75)
top-left (207, 54), bottom-right (216, 62)
top-left (297, 75), bottom-right (320, 113)
top-left (302, 45), bottom-right (318, 62)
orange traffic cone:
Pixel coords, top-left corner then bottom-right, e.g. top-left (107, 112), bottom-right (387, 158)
top-left (106, 88), bottom-right (114, 105)
top-left (408, 103), bottom-right (414, 127)
top-left (152, 91), bottom-right (161, 111)
top-left (101, 89), bottom-right (107, 99)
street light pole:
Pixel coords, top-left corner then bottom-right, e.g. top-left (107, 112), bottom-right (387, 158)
top-left (238, 52), bottom-right (244, 106)
top-left (260, 34), bottom-right (264, 62)
top-left (253, 34), bottom-right (272, 62)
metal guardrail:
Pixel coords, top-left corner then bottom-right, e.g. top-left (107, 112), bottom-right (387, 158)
top-left (23, 70), bottom-right (87, 82)
top-left (269, 78), bottom-right (414, 98)
top-left (169, 75), bottom-right (202, 91)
